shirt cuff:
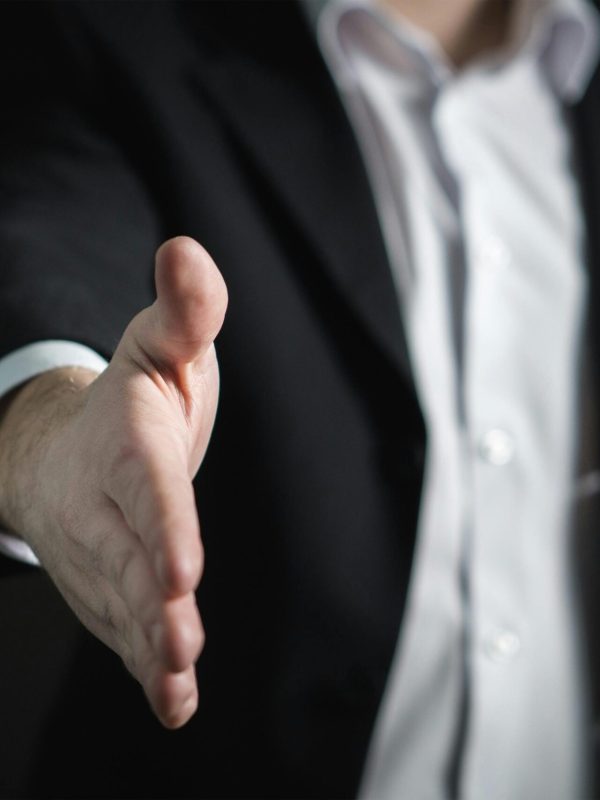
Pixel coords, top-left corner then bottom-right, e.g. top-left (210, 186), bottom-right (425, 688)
top-left (0, 341), bottom-right (109, 568)
top-left (0, 340), bottom-right (108, 395)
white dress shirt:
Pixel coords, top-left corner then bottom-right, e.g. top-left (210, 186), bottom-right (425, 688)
top-left (317, 0), bottom-right (599, 797)
top-left (1, 1), bottom-right (599, 797)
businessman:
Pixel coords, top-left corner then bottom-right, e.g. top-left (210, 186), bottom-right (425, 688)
top-left (1, 0), bottom-right (599, 798)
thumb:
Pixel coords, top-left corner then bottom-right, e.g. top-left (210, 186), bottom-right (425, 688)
top-left (131, 236), bottom-right (228, 368)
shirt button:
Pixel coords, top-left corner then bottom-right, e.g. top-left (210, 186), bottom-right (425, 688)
top-left (484, 630), bottom-right (521, 663)
top-left (477, 235), bottom-right (512, 270)
top-left (478, 428), bottom-right (515, 466)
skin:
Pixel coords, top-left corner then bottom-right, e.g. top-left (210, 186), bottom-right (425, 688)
top-left (0, 237), bottom-right (227, 728)
top-left (380, 0), bottom-right (515, 67)
top-left (0, 3), bottom-right (516, 729)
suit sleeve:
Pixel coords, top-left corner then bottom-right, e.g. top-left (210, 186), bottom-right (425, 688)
top-left (0, 2), bottom-right (162, 361)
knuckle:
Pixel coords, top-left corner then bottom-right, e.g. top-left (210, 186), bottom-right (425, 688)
top-left (190, 542), bottom-right (204, 585)
top-left (185, 604), bottom-right (205, 662)
top-left (169, 548), bottom-right (202, 593)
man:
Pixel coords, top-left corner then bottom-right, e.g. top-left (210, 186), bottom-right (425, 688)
top-left (0, 0), bottom-right (599, 797)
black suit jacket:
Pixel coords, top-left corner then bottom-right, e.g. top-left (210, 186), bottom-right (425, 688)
top-left (0, 3), bottom-right (599, 798)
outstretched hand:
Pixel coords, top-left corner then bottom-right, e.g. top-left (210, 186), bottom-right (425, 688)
top-left (0, 237), bottom-right (228, 728)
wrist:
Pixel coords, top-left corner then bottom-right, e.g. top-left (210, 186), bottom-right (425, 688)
top-left (0, 367), bottom-right (99, 542)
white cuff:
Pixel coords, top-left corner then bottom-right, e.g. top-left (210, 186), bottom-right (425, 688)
top-left (0, 341), bottom-right (109, 568)
top-left (0, 340), bottom-right (108, 395)
top-left (0, 533), bottom-right (41, 566)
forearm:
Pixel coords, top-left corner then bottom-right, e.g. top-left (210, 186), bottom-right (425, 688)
top-left (0, 367), bottom-right (99, 542)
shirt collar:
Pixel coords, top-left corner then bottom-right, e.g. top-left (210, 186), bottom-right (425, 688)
top-left (310, 0), bottom-right (600, 103)
top-left (527, 0), bottom-right (600, 101)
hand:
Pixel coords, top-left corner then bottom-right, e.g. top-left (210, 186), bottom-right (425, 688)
top-left (0, 237), bottom-right (228, 728)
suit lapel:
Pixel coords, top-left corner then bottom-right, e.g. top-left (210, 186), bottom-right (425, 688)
top-left (572, 64), bottom-right (600, 343)
top-left (180, 1), bottom-right (415, 386)
top-left (568, 47), bottom-right (600, 782)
